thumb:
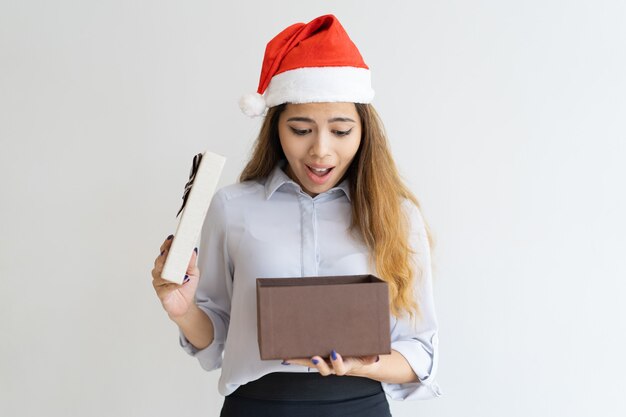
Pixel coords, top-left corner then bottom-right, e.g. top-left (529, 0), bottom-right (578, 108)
top-left (187, 247), bottom-right (199, 274)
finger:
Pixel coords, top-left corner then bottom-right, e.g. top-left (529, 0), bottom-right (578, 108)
top-left (153, 281), bottom-right (179, 299)
top-left (187, 247), bottom-right (198, 272)
top-left (159, 234), bottom-right (174, 252)
top-left (154, 247), bottom-right (168, 268)
top-left (280, 358), bottom-right (309, 367)
top-left (330, 350), bottom-right (347, 376)
top-left (153, 254), bottom-right (196, 288)
top-left (151, 267), bottom-right (178, 289)
top-left (156, 235), bottom-right (174, 268)
top-left (360, 355), bottom-right (380, 365)
top-left (151, 255), bottom-right (185, 286)
top-left (311, 355), bottom-right (334, 376)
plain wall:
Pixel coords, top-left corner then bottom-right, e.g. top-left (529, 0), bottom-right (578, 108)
top-left (1, 1), bottom-right (625, 416)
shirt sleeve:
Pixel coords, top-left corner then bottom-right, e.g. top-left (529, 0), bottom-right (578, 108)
top-left (178, 189), bottom-right (233, 372)
top-left (381, 201), bottom-right (443, 400)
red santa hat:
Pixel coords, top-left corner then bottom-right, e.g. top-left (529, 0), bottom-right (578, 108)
top-left (239, 14), bottom-right (375, 117)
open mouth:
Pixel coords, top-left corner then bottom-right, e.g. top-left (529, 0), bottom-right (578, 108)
top-left (307, 165), bottom-right (334, 176)
top-left (305, 164), bottom-right (335, 184)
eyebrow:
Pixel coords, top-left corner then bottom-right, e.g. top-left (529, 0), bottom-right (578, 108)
top-left (286, 117), bottom-right (357, 123)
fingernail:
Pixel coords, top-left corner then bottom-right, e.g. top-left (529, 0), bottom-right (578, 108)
top-left (183, 274), bottom-right (189, 283)
top-left (194, 247), bottom-right (198, 254)
top-left (167, 234), bottom-right (174, 240)
top-left (331, 350), bottom-right (337, 360)
top-left (312, 358), bottom-right (319, 365)
top-left (281, 360), bottom-right (290, 365)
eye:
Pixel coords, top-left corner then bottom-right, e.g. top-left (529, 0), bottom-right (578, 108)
top-left (333, 128), bottom-right (353, 137)
top-left (290, 127), bottom-right (310, 136)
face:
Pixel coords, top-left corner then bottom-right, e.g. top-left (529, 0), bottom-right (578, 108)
top-left (278, 102), bottom-right (362, 197)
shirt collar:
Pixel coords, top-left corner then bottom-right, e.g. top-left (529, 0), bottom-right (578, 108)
top-left (264, 160), bottom-right (351, 202)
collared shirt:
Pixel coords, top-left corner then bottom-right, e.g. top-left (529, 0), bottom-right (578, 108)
top-left (179, 161), bottom-right (442, 400)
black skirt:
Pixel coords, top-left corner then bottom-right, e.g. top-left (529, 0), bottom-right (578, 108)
top-left (220, 372), bottom-right (392, 417)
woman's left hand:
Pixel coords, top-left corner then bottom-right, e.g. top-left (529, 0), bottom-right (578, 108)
top-left (283, 350), bottom-right (380, 376)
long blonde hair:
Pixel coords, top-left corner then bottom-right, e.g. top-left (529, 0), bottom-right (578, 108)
top-left (240, 103), bottom-right (434, 321)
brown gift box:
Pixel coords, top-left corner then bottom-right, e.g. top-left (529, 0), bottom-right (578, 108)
top-left (256, 274), bottom-right (391, 360)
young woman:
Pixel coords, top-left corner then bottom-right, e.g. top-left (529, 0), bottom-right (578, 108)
top-left (152, 14), bottom-right (441, 417)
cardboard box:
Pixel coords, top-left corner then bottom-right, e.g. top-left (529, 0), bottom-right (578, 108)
top-left (256, 274), bottom-right (391, 360)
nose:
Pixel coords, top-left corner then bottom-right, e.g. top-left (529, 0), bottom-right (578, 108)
top-left (309, 131), bottom-right (331, 159)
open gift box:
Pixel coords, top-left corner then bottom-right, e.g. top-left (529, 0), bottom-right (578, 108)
top-left (256, 274), bottom-right (391, 360)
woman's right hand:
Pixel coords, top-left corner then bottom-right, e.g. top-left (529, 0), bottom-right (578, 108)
top-left (151, 235), bottom-right (200, 320)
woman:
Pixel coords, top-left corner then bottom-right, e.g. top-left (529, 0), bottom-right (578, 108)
top-left (152, 14), bottom-right (441, 417)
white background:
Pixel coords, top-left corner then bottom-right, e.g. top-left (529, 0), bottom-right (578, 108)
top-left (1, 1), bottom-right (625, 416)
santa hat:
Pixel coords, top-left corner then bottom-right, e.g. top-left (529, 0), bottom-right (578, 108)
top-left (239, 14), bottom-right (375, 117)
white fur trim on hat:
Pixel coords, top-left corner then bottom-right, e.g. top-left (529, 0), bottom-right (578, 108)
top-left (264, 66), bottom-right (375, 108)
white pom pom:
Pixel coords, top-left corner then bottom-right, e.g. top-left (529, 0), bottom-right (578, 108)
top-left (239, 93), bottom-right (267, 117)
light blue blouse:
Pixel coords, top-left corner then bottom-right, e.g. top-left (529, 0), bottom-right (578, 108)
top-left (179, 162), bottom-right (442, 400)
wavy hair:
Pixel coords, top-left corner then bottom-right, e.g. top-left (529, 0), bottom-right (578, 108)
top-left (239, 103), bottom-right (434, 321)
